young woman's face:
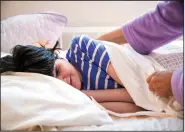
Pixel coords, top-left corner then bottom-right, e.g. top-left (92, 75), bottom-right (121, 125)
top-left (53, 59), bottom-right (82, 89)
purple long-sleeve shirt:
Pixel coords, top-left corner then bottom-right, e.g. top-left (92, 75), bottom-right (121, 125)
top-left (122, 1), bottom-right (184, 106)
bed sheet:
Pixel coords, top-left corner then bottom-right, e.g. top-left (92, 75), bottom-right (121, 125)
top-left (26, 114), bottom-right (183, 131)
top-left (58, 116), bottom-right (183, 131)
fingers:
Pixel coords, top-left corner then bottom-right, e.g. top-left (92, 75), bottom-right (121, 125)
top-left (149, 82), bottom-right (169, 97)
top-left (146, 72), bottom-right (158, 84)
top-left (147, 72), bottom-right (159, 92)
top-left (152, 83), bottom-right (162, 96)
top-left (147, 71), bottom-right (173, 98)
top-left (148, 83), bottom-right (154, 91)
top-left (149, 82), bottom-right (161, 96)
top-left (147, 72), bottom-right (161, 93)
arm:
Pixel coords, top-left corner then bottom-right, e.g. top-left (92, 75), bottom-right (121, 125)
top-left (107, 63), bottom-right (122, 85)
top-left (97, 1), bottom-right (184, 55)
top-left (69, 35), bottom-right (123, 86)
top-left (82, 88), bottom-right (134, 103)
top-left (96, 28), bottom-right (127, 44)
top-left (100, 102), bottom-right (144, 113)
top-left (171, 68), bottom-right (184, 106)
top-left (82, 88), bottom-right (144, 113)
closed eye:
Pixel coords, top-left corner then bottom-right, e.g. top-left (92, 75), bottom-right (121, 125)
top-left (55, 66), bottom-right (60, 77)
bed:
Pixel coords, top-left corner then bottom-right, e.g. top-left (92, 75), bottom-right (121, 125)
top-left (1, 12), bottom-right (183, 131)
top-left (59, 117), bottom-right (183, 131)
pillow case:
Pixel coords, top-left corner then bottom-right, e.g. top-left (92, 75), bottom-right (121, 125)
top-left (1, 11), bottom-right (67, 53)
top-left (1, 52), bottom-right (11, 58)
top-left (1, 72), bottom-right (112, 130)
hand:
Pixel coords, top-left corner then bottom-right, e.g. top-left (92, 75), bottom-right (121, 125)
top-left (33, 40), bottom-right (51, 48)
top-left (147, 71), bottom-right (173, 98)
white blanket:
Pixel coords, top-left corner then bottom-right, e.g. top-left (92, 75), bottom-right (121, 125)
top-left (104, 41), bottom-right (183, 117)
top-left (1, 41), bottom-right (183, 130)
top-left (1, 72), bottom-right (112, 130)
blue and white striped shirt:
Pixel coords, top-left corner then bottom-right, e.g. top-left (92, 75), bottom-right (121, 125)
top-left (66, 35), bottom-right (123, 90)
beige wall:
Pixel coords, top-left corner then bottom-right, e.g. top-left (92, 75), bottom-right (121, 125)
top-left (1, 1), bottom-right (161, 49)
top-left (1, 1), bottom-right (158, 27)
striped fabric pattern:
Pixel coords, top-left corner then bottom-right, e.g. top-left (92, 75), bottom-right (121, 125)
top-left (66, 35), bottom-right (123, 90)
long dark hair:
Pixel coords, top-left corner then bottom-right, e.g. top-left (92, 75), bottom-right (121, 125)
top-left (0, 41), bottom-right (60, 76)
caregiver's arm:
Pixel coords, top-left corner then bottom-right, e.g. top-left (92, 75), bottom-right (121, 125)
top-left (171, 68), bottom-right (184, 106)
top-left (97, 28), bottom-right (128, 44)
top-left (82, 88), bottom-right (134, 103)
top-left (97, 1), bottom-right (184, 55)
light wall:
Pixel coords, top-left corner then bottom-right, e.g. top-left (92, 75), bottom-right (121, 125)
top-left (1, 1), bottom-right (158, 27)
top-left (1, 1), bottom-right (163, 49)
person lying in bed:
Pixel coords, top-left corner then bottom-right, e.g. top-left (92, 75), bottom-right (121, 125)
top-left (1, 35), bottom-right (144, 113)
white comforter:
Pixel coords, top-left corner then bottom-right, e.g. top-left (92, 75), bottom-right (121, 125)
top-left (104, 41), bottom-right (183, 117)
top-left (1, 72), bottom-right (112, 130)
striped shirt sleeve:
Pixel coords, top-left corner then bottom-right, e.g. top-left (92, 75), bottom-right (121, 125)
top-left (70, 35), bottom-right (111, 72)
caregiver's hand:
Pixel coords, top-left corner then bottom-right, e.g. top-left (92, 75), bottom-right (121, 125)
top-left (33, 40), bottom-right (51, 48)
top-left (147, 71), bottom-right (173, 98)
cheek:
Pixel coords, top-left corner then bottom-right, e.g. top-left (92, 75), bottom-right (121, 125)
top-left (56, 60), bottom-right (76, 79)
top-left (59, 66), bottom-right (73, 78)
top-left (57, 75), bottom-right (64, 81)
top-left (72, 76), bottom-right (81, 89)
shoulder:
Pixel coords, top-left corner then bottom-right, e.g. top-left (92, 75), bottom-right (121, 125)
top-left (157, 1), bottom-right (183, 22)
top-left (71, 35), bottom-right (92, 49)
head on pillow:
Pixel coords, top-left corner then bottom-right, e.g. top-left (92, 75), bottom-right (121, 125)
top-left (0, 42), bottom-right (60, 76)
top-left (0, 42), bottom-right (82, 89)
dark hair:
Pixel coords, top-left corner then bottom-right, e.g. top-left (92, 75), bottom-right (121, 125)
top-left (0, 41), bottom-right (60, 76)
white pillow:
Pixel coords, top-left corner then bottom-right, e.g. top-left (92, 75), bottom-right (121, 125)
top-left (1, 11), bottom-right (67, 53)
top-left (1, 52), bottom-right (11, 58)
top-left (1, 72), bottom-right (112, 130)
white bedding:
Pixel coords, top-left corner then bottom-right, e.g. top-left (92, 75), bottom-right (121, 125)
top-left (1, 11), bottom-right (67, 53)
top-left (57, 40), bottom-right (184, 131)
top-left (1, 72), bottom-right (112, 130)
top-left (104, 40), bottom-right (183, 116)
top-left (59, 117), bottom-right (183, 131)
top-left (1, 40), bottom-right (183, 131)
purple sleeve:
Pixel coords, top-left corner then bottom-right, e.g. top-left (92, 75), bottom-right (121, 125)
top-left (122, 1), bottom-right (184, 55)
top-left (171, 68), bottom-right (184, 106)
